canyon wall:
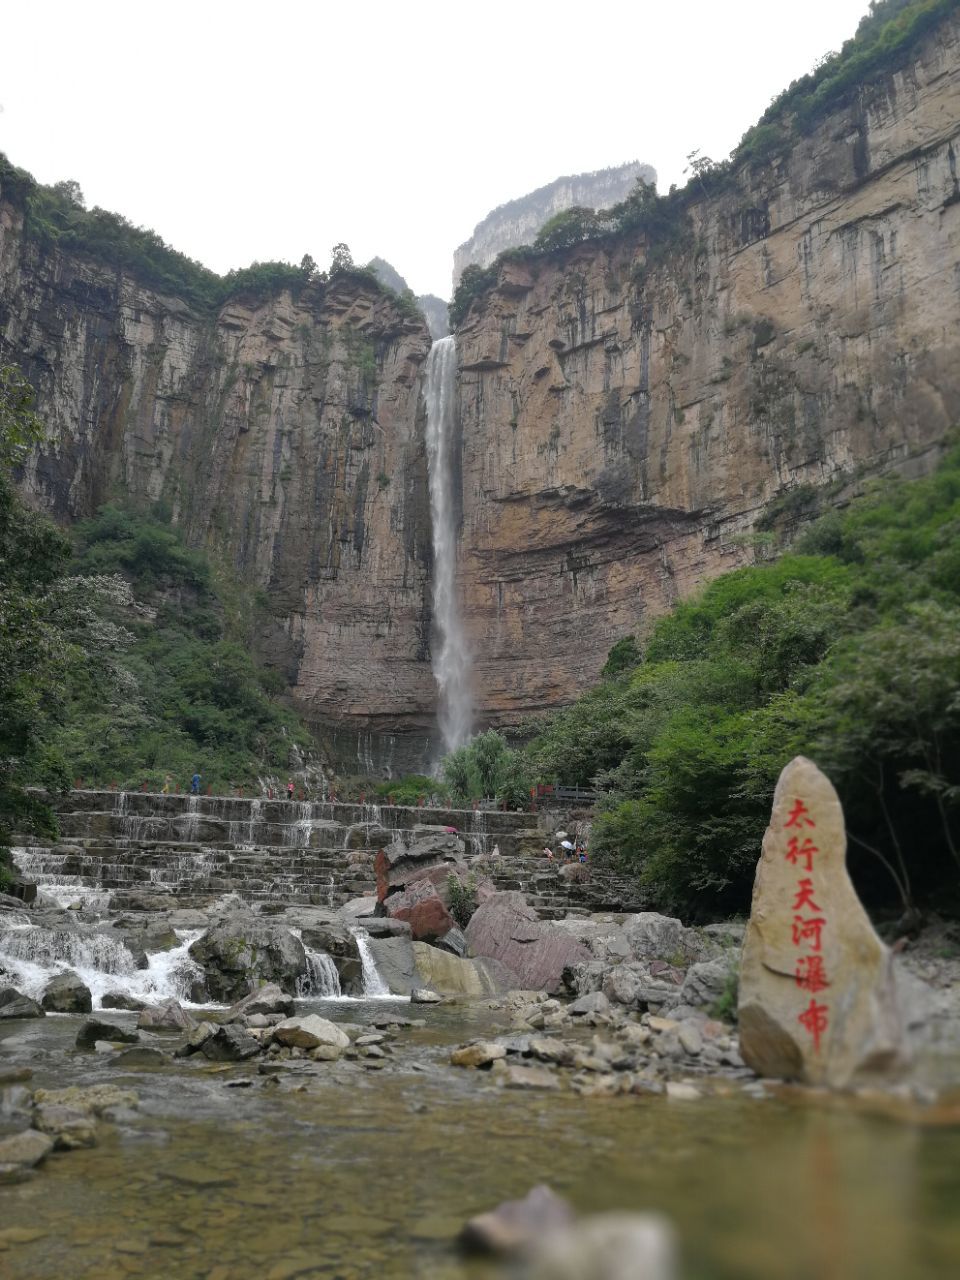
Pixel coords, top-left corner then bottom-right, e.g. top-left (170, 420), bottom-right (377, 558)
top-left (452, 161), bottom-right (657, 288)
top-left (0, 205), bottom-right (436, 766)
top-left (452, 12), bottom-right (960, 724)
top-left (1, 10), bottom-right (959, 763)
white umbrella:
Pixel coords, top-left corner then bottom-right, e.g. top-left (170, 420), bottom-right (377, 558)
top-left (560, 840), bottom-right (575, 851)
top-left (556, 830), bottom-right (568, 840)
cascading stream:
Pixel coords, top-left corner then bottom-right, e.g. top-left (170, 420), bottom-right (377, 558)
top-left (423, 336), bottom-right (473, 754)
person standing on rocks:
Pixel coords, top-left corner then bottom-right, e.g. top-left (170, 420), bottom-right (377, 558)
top-left (287, 779), bottom-right (295, 801)
top-left (191, 772), bottom-right (201, 796)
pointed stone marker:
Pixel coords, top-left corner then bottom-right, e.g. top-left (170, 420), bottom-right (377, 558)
top-left (739, 756), bottom-right (905, 1087)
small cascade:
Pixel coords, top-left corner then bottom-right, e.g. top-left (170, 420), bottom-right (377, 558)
top-left (470, 807), bottom-right (490, 857)
top-left (350, 927), bottom-right (390, 997)
top-left (423, 335), bottom-right (473, 754)
top-left (0, 920), bottom-right (205, 1008)
top-left (182, 794), bottom-right (201, 842)
top-left (13, 847), bottom-right (98, 911)
top-left (297, 948), bottom-right (342, 998)
top-left (228, 799), bottom-right (262, 848)
top-left (285, 801), bottom-right (316, 849)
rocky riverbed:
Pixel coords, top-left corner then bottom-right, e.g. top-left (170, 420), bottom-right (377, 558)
top-left (2, 801), bottom-right (960, 1277)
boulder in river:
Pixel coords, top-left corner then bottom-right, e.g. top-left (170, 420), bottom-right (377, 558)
top-left (383, 876), bottom-right (456, 942)
top-left (189, 913), bottom-right (306, 1002)
top-left (0, 1129), bottom-right (54, 1182)
top-left (464, 893), bottom-right (592, 995)
top-left (222, 983), bottom-right (294, 1023)
top-left (271, 1015), bottom-right (349, 1052)
top-left (460, 1184), bottom-right (574, 1256)
top-left (0, 987), bottom-right (45, 1019)
top-left (33, 1103), bottom-right (97, 1149)
top-left (137, 999), bottom-right (197, 1031)
top-left (364, 935), bottom-right (418, 995)
top-left (412, 942), bottom-right (518, 997)
top-left (102, 991), bottom-right (148, 1011)
top-left (374, 833), bottom-right (465, 900)
top-left (76, 1018), bottom-right (139, 1049)
top-left (528, 1212), bottom-right (677, 1280)
top-left (199, 1024), bottom-right (262, 1062)
top-left (40, 970), bottom-right (93, 1014)
top-left (738, 756), bottom-right (906, 1087)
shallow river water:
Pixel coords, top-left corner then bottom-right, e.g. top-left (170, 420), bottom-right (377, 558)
top-left (2, 1000), bottom-right (959, 1280)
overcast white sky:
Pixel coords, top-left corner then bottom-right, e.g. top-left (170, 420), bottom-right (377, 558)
top-left (2, 0), bottom-right (872, 299)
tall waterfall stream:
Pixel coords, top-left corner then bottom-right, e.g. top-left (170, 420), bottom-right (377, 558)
top-left (423, 335), bottom-right (473, 754)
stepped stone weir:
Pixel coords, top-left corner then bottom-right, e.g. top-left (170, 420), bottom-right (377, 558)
top-left (12, 791), bottom-right (645, 919)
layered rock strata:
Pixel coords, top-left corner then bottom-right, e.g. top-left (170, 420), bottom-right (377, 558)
top-left (452, 13), bottom-right (960, 722)
top-left (1, 14), bottom-right (959, 745)
top-left (0, 202), bottom-right (435, 761)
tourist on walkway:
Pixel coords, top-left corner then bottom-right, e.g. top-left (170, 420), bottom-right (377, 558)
top-left (191, 772), bottom-right (201, 795)
top-left (161, 774), bottom-right (172, 795)
top-left (287, 779), bottom-right (295, 800)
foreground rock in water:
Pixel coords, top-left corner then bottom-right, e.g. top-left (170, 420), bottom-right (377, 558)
top-left (222, 983), bottom-right (295, 1023)
top-left (465, 893), bottom-right (592, 994)
top-left (460, 1184), bottom-right (574, 1256)
top-left (0, 1129), bottom-right (54, 1184)
top-left (76, 1018), bottom-right (139, 1049)
top-left (271, 1016), bottom-right (349, 1052)
top-left (40, 970), bottom-right (92, 1014)
top-left (189, 914), bottom-right (306, 1001)
top-left (0, 987), bottom-right (45, 1019)
top-left (739, 756), bottom-right (905, 1087)
top-left (528, 1212), bottom-right (676, 1280)
top-left (411, 943), bottom-right (518, 997)
top-left (137, 999), bottom-right (197, 1031)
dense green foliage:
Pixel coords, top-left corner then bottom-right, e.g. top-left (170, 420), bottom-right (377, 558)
top-left (449, 0), bottom-right (954, 328)
top-left (0, 155), bottom-right (423, 323)
top-left (525, 446), bottom-right (960, 920)
top-left (0, 367), bottom-right (133, 884)
top-left (442, 730), bottom-right (532, 810)
top-left (744, 0), bottom-right (957, 143)
top-left (55, 506), bottom-right (315, 792)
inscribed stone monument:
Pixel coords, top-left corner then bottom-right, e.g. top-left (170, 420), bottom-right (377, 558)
top-left (739, 756), bottom-right (905, 1087)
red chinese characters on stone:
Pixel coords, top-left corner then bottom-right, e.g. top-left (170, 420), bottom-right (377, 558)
top-left (784, 798), bottom-right (815, 830)
top-left (792, 878), bottom-right (822, 913)
top-left (798, 998), bottom-right (829, 1052)
top-left (785, 836), bottom-right (819, 871)
top-left (791, 915), bottom-right (826, 952)
top-left (795, 955), bottom-right (831, 994)
top-left (784, 793), bottom-right (830, 1052)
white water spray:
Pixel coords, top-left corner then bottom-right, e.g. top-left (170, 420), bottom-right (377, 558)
top-left (350, 927), bottom-right (390, 997)
top-left (423, 336), bottom-right (472, 753)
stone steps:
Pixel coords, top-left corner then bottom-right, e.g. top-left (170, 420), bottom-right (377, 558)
top-left (14, 789), bottom-right (646, 917)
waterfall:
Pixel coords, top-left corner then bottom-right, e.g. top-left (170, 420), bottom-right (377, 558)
top-left (350, 927), bottom-right (390, 997)
top-left (423, 336), bottom-right (472, 754)
top-left (297, 948), bottom-right (342, 998)
top-left (0, 920), bottom-right (204, 1008)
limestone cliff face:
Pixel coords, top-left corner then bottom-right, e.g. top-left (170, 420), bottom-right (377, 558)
top-left (2, 13), bottom-right (959, 756)
top-left (452, 161), bottom-right (657, 288)
top-left (452, 13), bottom-right (960, 724)
top-left (0, 205), bottom-right (435, 752)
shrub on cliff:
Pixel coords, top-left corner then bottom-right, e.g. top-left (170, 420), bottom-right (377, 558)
top-left (52, 505), bottom-right (316, 792)
top-left (0, 366), bottom-right (135, 867)
top-left (527, 443), bottom-right (960, 920)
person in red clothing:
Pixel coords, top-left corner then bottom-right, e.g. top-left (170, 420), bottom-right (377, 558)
top-left (286, 779), bottom-right (295, 800)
